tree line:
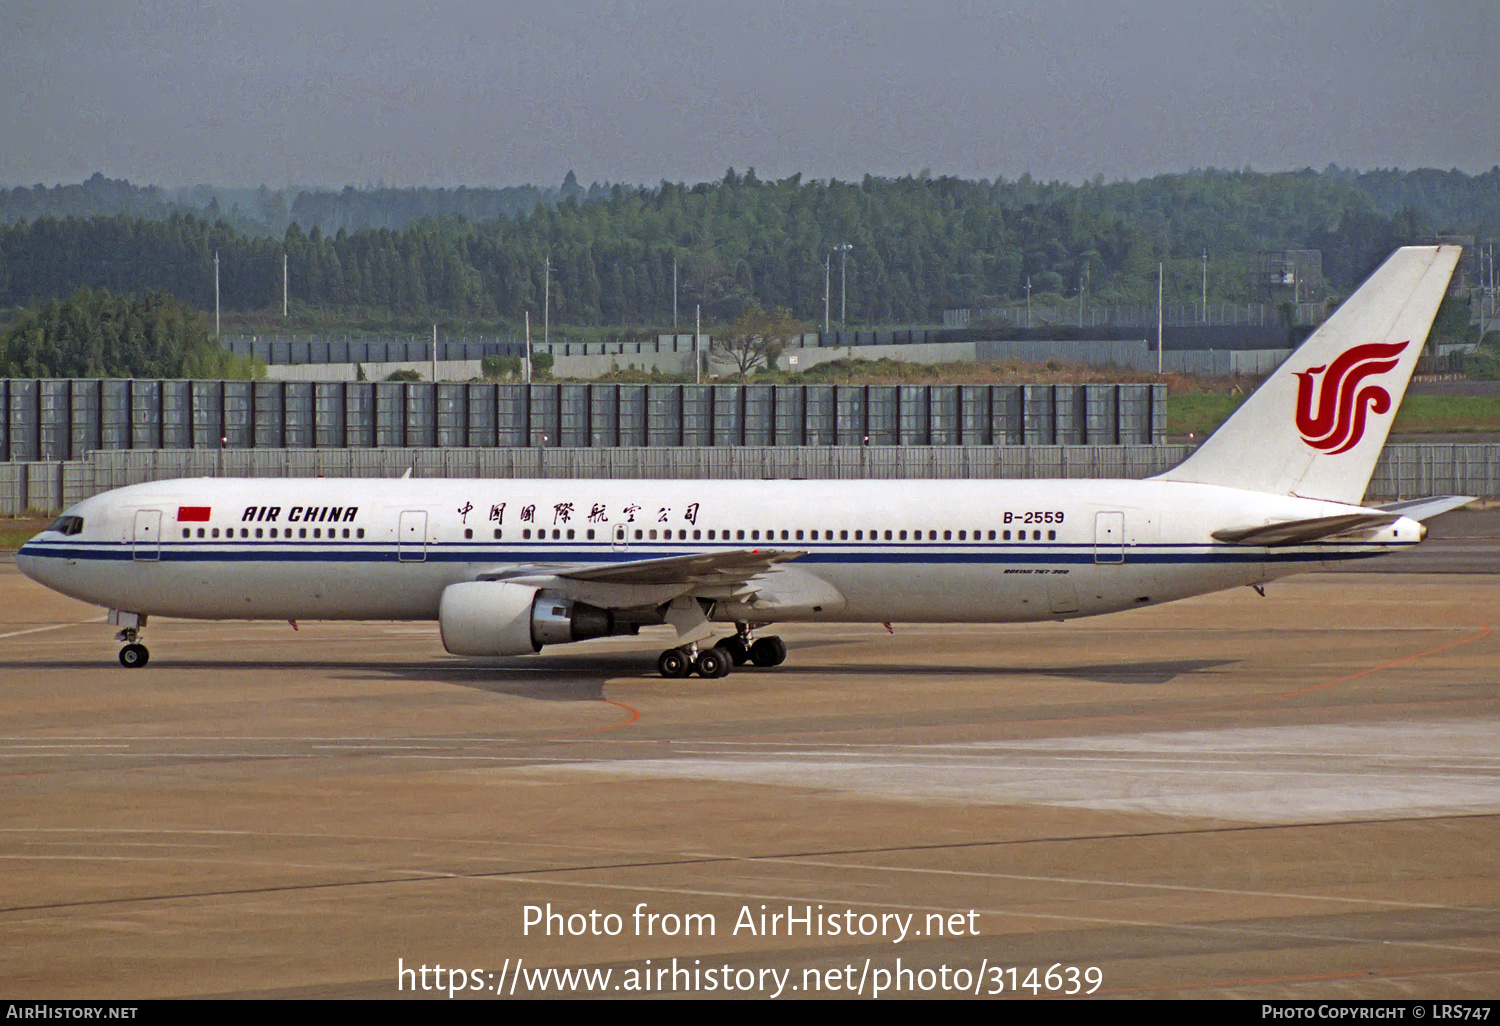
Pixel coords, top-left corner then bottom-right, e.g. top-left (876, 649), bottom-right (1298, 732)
top-left (0, 167), bottom-right (1492, 328)
top-left (0, 289), bottom-right (260, 378)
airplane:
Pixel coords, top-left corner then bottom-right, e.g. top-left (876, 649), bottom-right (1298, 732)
top-left (17, 245), bottom-right (1471, 678)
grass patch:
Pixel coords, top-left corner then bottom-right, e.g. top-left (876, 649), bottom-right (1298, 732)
top-left (1166, 394), bottom-right (1246, 436)
top-left (1391, 395), bottom-right (1500, 433)
top-left (1167, 393), bottom-right (1500, 437)
top-left (0, 518), bottom-right (49, 551)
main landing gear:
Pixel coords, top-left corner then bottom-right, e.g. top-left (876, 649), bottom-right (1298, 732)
top-left (656, 624), bottom-right (787, 679)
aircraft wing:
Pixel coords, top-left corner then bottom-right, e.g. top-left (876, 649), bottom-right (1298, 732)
top-left (554, 548), bottom-right (807, 585)
top-left (474, 548), bottom-right (810, 604)
top-left (1212, 512), bottom-right (1402, 546)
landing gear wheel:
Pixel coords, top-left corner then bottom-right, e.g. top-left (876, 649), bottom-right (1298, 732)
top-left (119, 643), bottom-right (149, 669)
top-left (657, 648), bottom-right (692, 678)
top-left (694, 647), bottom-right (732, 679)
top-left (749, 636), bottom-right (787, 667)
top-left (720, 636), bottom-right (750, 666)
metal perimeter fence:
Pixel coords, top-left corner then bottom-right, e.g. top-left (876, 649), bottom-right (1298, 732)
top-left (2, 443), bottom-right (1495, 517)
top-left (1, 380), bottom-right (1166, 461)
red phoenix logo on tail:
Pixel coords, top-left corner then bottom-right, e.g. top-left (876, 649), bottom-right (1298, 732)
top-left (1293, 340), bottom-right (1410, 454)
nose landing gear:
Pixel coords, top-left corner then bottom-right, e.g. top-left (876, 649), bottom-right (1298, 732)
top-left (118, 641), bottom-right (149, 668)
top-left (111, 611), bottom-right (150, 668)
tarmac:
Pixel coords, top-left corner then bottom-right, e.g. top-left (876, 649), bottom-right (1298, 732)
top-left (1, 514), bottom-right (1497, 1000)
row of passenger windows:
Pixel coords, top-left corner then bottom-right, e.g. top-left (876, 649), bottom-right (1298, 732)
top-left (182, 527), bottom-right (365, 540)
top-left (460, 527), bottom-right (1059, 542)
top-left (181, 525), bottom-right (1058, 543)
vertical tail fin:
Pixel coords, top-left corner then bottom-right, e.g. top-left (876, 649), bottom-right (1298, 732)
top-left (1156, 245), bottom-right (1461, 503)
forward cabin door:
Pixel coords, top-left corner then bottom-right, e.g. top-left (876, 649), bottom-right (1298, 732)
top-left (398, 510), bottom-right (428, 562)
top-left (132, 510), bottom-right (161, 562)
top-left (1094, 511), bottom-right (1125, 564)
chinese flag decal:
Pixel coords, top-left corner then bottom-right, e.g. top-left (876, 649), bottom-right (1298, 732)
top-left (177, 506), bottom-right (212, 522)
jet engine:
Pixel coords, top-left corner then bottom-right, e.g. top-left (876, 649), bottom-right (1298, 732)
top-left (438, 581), bottom-right (615, 657)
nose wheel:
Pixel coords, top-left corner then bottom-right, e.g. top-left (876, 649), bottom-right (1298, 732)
top-left (115, 622), bottom-right (149, 668)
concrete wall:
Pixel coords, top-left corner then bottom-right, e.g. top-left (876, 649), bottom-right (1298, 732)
top-left (264, 360), bottom-right (484, 382)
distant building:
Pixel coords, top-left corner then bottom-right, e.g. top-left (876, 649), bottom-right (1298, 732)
top-left (1252, 250), bottom-right (1324, 301)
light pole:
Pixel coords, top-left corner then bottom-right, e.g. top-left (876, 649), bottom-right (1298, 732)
top-left (837, 243), bottom-right (852, 328)
top-left (823, 253), bottom-right (830, 334)
top-left (1156, 262), bottom-right (1164, 375)
top-left (1025, 276), bottom-right (1031, 329)
top-left (1201, 250), bottom-right (1208, 323)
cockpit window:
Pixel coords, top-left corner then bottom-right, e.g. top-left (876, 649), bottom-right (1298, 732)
top-left (48, 515), bottom-right (84, 536)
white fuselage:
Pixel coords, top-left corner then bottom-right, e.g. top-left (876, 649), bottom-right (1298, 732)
top-left (17, 476), bottom-right (1420, 626)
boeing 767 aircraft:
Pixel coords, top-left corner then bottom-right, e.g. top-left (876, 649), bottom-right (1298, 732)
top-left (18, 246), bottom-right (1469, 677)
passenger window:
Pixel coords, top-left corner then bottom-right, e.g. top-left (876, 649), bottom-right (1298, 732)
top-left (211, 528), bottom-right (220, 538)
top-left (523, 528), bottom-right (532, 539)
top-left (884, 530), bottom-right (893, 540)
top-left (751, 530), bottom-right (759, 540)
top-left (1033, 530), bottom-right (1041, 540)
top-left (958, 530), bottom-right (965, 540)
top-left (566, 529), bottom-right (575, 539)
top-left (943, 530), bottom-right (951, 540)
top-left (634, 529), bottom-right (643, 540)
top-left (255, 528), bottom-right (263, 539)
top-left (197, 528), bottom-right (205, 538)
top-left (780, 530), bottom-right (789, 540)
top-left (988, 530), bottom-right (996, 540)
top-left (586, 529), bottom-right (595, 540)
top-left (298, 528), bottom-right (306, 539)
top-left (1003, 530), bottom-right (1011, 540)
top-left (649, 529), bottom-right (657, 540)
top-left (342, 529), bottom-right (349, 539)
top-left (464, 528), bottom-right (473, 539)
top-left (313, 529), bottom-right (321, 539)
top-left (181, 529), bottom-right (190, 539)
top-left (241, 528), bottom-right (249, 538)
top-left (737, 530), bottom-right (745, 540)
top-left (493, 529), bottom-right (502, 539)
top-left (357, 529), bottom-right (365, 539)
top-left (840, 530), bottom-right (848, 540)
top-left (796, 530), bottom-right (804, 541)
top-left (1047, 530), bottom-right (1056, 540)
top-left (899, 530), bottom-right (907, 540)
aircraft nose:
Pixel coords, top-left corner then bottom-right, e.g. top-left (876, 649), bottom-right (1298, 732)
top-left (15, 533), bottom-right (51, 584)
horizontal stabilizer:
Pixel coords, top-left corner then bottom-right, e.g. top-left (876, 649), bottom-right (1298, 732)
top-left (1212, 513), bottom-right (1400, 547)
top-left (1373, 496), bottom-right (1475, 522)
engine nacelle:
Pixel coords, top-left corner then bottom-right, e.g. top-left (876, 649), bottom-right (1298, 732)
top-left (438, 582), bottom-right (614, 657)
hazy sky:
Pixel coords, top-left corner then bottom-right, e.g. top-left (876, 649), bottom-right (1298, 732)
top-left (3, 0), bottom-right (1495, 189)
